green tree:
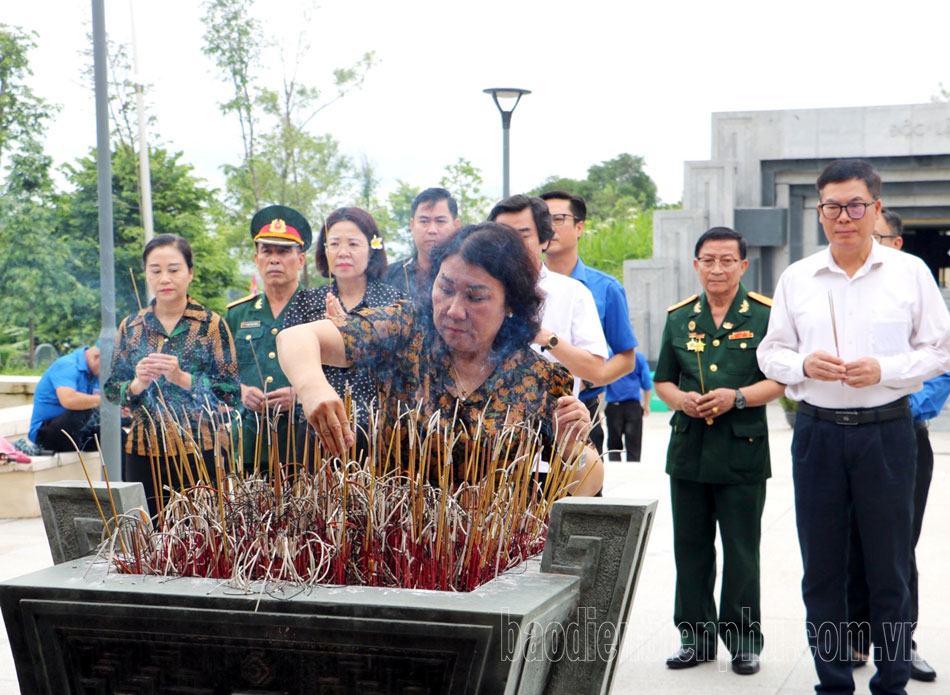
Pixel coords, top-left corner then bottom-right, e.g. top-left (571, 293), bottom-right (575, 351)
top-left (59, 145), bottom-right (236, 335)
top-left (531, 152), bottom-right (658, 219)
top-left (201, 0), bottom-right (263, 206)
top-left (578, 209), bottom-right (654, 282)
top-left (531, 153), bottom-right (660, 283)
top-left (385, 179), bottom-right (420, 257)
top-left (0, 25), bottom-right (56, 173)
top-left (439, 157), bottom-right (490, 223)
top-left (0, 142), bottom-right (93, 364)
top-left (0, 24), bottom-right (79, 364)
top-left (80, 34), bottom-right (155, 150)
top-left (202, 0), bottom-right (376, 242)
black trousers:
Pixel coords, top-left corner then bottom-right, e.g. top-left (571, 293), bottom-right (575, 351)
top-left (35, 409), bottom-right (99, 452)
top-left (606, 399), bottom-right (643, 461)
top-left (792, 409), bottom-right (914, 695)
top-left (847, 420), bottom-right (933, 652)
top-left (125, 448), bottom-right (221, 520)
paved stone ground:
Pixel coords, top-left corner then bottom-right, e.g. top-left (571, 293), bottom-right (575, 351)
top-left (1, 402), bottom-right (946, 694)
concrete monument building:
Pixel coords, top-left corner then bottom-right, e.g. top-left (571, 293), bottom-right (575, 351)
top-left (626, 101), bottom-right (950, 358)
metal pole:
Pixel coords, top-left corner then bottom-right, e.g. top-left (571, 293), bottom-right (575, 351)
top-left (501, 111), bottom-right (512, 198)
top-left (92, 0), bottom-right (122, 482)
top-left (129, 0), bottom-right (155, 303)
top-left (502, 123), bottom-right (510, 198)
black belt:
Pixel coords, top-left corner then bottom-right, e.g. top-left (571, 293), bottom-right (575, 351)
top-left (797, 397), bottom-right (910, 426)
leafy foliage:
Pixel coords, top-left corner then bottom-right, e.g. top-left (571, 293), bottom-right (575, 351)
top-left (577, 210), bottom-right (654, 282)
top-left (439, 157), bottom-right (491, 224)
top-left (385, 179), bottom-right (421, 258)
top-left (0, 24), bottom-right (56, 173)
top-left (529, 152), bottom-right (661, 281)
top-left (201, 0), bottom-right (376, 246)
top-left (58, 145), bottom-right (236, 329)
top-left (531, 153), bottom-right (658, 219)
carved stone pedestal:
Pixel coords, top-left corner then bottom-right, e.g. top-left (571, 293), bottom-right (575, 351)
top-left (1, 497), bottom-right (656, 695)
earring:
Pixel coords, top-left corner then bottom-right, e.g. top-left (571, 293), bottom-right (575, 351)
top-left (507, 311), bottom-right (513, 318)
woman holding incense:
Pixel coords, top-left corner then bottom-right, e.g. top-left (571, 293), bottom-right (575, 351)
top-left (282, 207), bottom-right (405, 441)
top-left (277, 222), bottom-right (603, 496)
top-left (104, 234), bottom-right (240, 517)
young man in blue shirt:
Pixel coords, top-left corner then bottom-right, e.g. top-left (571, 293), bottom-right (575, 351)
top-left (540, 190), bottom-right (638, 452)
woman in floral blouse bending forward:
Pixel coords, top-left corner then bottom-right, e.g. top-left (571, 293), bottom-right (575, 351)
top-left (277, 222), bottom-right (603, 495)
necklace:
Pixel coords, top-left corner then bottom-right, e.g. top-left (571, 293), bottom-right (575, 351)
top-left (450, 359), bottom-right (492, 402)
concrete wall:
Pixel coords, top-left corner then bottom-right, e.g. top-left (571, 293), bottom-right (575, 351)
top-left (626, 102), bottom-right (950, 360)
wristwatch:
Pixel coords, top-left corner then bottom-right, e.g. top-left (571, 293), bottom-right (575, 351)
top-left (734, 389), bottom-right (747, 410)
top-left (540, 334), bottom-right (559, 352)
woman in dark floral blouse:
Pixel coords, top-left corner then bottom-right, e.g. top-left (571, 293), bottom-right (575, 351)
top-left (278, 222), bottom-right (603, 495)
top-left (105, 234), bottom-right (239, 516)
top-left (282, 207), bottom-right (405, 433)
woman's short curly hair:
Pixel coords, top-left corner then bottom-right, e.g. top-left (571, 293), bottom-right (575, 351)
top-left (422, 222), bottom-right (542, 356)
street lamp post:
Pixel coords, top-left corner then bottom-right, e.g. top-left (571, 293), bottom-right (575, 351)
top-left (483, 88), bottom-right (531, 198)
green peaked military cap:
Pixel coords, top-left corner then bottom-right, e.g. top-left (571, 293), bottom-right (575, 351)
top-left (250, 205), bottom-right (312, 250)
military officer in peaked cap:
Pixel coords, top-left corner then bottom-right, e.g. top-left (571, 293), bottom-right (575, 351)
top-left (226, 205), bottom-right (311, 469)
top-left (653, 227), bottom-right (784, 676)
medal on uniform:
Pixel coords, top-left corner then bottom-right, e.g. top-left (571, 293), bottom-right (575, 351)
top-left (688, 320), bottom-right (696, 331)
top-left (723, 321), bottom-right (733, 329)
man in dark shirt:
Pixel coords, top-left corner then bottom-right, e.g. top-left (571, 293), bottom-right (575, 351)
top-left (384, 188), bottom-right (459, 297)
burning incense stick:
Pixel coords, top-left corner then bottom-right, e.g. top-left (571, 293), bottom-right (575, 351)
top-left (90, 401), bottom-right (583, 593)
top-left (686, 337), bottom-right (714, 425)
top-left (828, 290), bottom-right (841, 358)
top-left (129, 268), bottom-right (143, 311)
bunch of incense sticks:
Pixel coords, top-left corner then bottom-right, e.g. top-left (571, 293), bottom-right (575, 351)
top-left (83, 398), bottom-right (587, 593)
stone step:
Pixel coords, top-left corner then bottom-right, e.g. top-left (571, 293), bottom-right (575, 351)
top-left (0, 405), bottom-right (32, 440)
top-left (0, 451), bottom-right (103, 518)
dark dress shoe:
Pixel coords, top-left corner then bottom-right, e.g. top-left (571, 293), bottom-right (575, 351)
top-left (666, 647), bottom-right (714, 669)
top-left (910, 648), bottom-right (936, 682)
top-left (731, 651), bottom-right (760, 675)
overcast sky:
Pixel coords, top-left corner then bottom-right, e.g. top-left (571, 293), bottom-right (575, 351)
top-left (6, 0), bottom-right (950, 207)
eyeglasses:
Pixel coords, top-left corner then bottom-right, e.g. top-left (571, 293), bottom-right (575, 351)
top-left (696, 256), bottom-right (740, 270)
top-left (873, 233), bottom-right (899, 242)
top-left (550, 213), bottom-right (577, 227)
top-left (818, 201), bottom-right (876, 220)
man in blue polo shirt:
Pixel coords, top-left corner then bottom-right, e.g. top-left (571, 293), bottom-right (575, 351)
top-left (541, 190), bottom-right (637, 452)
top-left (29, 345), bottom-right (101, 451)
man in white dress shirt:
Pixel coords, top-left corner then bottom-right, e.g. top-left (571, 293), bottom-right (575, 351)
top-left (489, 194), bottom-right (608, 395)
top-left (757, 158), bottom-right (950, 695)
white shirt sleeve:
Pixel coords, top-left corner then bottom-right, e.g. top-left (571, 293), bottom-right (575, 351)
top-left (876, 260), bottom-right (950, 386)
top-left (756, 270), bottom-right (806, 385)
top-left (570, 284), bottom-right (609, 360)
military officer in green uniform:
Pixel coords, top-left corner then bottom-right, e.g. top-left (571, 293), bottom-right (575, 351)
top-left (654, 227), bottom-right (784, 676)
top-left (226, 205), bottom-right (312, 470)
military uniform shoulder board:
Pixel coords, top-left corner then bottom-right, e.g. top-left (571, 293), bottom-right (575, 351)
top-left (667, 294), bottom-right (699, 313)
top-left (747, 291), bottom-right (773, 307)
top-left (227, 293), bottom-right (257, 310)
